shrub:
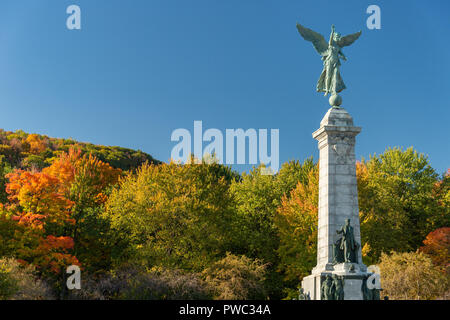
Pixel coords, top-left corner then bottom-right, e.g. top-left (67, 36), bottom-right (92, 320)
top-left (379, 251), bottom-right (448, 300)
top-left (203, 253), bottom-right (268, 300)
top-left (0, 257), bottom-right (53, 300)
top-left (0, 261), bottom-right (17, 299)
top-left (69, 266), bottom-right (211, 300)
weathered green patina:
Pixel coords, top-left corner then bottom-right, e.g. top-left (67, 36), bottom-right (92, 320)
top-left (296, 23), bottom-right (361, 106)
top-left (334, 219), bottom-right (359, 264)
top-left (321, 275), bottom-right (335, 300)
top-left (298, 288), bottom-right (311, 300)
top-left (361, 275), bottom-right (382, 300)
top-left (332, 275), bottom-right (345, 300)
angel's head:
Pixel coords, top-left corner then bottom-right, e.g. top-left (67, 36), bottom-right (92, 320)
top-left (333, 32), bottom-right (341, 42)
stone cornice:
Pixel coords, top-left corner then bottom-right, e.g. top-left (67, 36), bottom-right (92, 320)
top-left (312, 125), bottom-right (362, 142)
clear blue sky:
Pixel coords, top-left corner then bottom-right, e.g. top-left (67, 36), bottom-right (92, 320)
top-left (0, 0), bottom-right (448, 174)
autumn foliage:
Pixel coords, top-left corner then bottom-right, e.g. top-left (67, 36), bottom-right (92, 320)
top-left (0, 134), bottom-right (448, 300)
top-left (3, 149), bottom-right (121, 275)
top-left (275, 166), bottom-right (318, 284)
top-left (420, 227), bottom-right (450, 272)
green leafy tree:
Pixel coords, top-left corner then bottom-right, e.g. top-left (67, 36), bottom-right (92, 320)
top-left (230, 165), bottom-right (279, 263)
top-left (230, 159), bottom-right (315, 263)
top-left (105, 159), bottom-right (238, 271)
top-left (357, 147), bottom-right (441, 263)
top-left (429, 170), bottom-right (450, 230)
top-left (0, 208), bottom-right (23, 258)
top-left (0, 155), bottom-right (13, 203)
top-left (230, 158), bottom-right (316, 298)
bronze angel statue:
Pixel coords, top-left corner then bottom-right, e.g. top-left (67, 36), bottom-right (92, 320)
top-left (296, 23), bottom-right (361, 99)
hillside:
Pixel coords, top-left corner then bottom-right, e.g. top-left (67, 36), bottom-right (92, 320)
top-left (0, 129), bottom-right (160, 172)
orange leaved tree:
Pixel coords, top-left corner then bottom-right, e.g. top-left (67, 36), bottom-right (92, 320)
top-left (420, 227), bottom-right (450, 273)
top-left (5, 149), bottom-right (121, 276)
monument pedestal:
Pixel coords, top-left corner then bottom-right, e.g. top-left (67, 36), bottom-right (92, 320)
top-left (302, 265), bottom-right (369, 300)
top-left (301, 106), bottom-right (370, 300)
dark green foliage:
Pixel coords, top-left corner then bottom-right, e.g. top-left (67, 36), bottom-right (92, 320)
top-left (0, 156), bottom-right (12, 203)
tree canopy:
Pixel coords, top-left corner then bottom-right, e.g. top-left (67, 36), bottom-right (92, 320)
top-left (0, 132), bottom-right (447, 300)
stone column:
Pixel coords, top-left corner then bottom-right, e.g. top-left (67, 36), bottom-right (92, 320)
top-left (312, 106), bottom-right (363, 272)
top-left (301, 106), bottom-right (369, 300)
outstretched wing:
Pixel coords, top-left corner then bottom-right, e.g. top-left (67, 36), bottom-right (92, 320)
top-left (336, 30), bottom-right (362, 48)
top-left (296, 23), bottom-right (328, 55)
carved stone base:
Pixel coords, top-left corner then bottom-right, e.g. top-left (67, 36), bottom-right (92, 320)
top-left (301, 263), bottom-right (370, 300)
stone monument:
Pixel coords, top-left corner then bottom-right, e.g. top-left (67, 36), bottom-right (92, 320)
top-left (296, 23), bottom-right (381, 300)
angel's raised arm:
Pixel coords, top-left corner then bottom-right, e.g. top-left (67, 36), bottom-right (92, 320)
top-left (328, 27), bottom-right (334, 46)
